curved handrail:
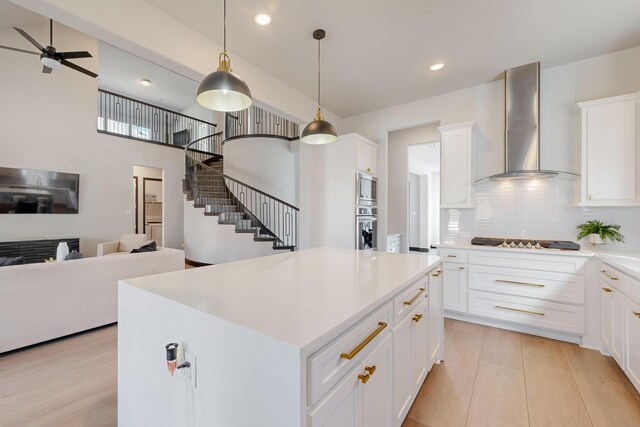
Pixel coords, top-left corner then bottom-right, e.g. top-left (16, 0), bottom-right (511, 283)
top-left (184, 139), bottom-right (299, 249)
top-left (224, 105), bottom-right (300, 144)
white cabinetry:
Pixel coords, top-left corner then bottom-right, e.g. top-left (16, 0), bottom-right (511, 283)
top-left (626, 299), bottom-right (640, 392)
top-left (578, 93), bottom-right (640, 206)
top-left (439, 122), bottom-right (474, 208)
top-left (428, 267), bottom-right (443, 369)
top-left (440, 249), bottom-right (468, 314)
top-left (356, 138), bottom-right (378, 175)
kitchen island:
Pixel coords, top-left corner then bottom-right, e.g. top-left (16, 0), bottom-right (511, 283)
top-left (118, 247), bottom-right (442, 427)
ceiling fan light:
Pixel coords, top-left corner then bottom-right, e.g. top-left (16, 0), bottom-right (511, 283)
top-left (40, 56), bottom-right (60, 69)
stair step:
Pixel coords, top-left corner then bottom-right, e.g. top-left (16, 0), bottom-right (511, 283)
top-left (219, 212), bottom-right (244, 221)
top-left (236, 227), bottom-right (261, 234)
top-left (235, 220), bottom-right (253, 231)
top-left (254, 236), bottom-right (276, 242)
top-left (273, 245), bottom-right (295, 251)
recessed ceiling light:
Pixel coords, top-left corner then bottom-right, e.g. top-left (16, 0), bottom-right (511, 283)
top-left (254, 13), bottom-right (271, 26)
top-left (429, 63), bottom-right (445, 71)
top-left (140, 79), bottom-right (151, 86)
top-left (158, 98), bottom-right (165, 103)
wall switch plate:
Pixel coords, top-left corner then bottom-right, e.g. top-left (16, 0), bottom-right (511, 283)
top-left (461, 232), bottom-right (471, 238)
top-left (178, 351), bottom-right (196, 388)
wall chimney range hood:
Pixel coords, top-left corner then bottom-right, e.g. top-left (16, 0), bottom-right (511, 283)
top-left (487, 62), bottom-right (562, 180)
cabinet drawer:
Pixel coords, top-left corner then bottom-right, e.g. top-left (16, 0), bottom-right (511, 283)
top-left (307, 302), bottom-right (392, 406)
top-left (468, 251), bottom-right (587, 274)
top-left (393, 276), bottom-right (428, 324)
top-left (438, 249), bottom-right (467, 264)
top-left (599, 264), bottom-right (624, 288)
top-left (468, 290), bottom-right (585, 334)
top-left (468, 265), bottom-right (585, 304)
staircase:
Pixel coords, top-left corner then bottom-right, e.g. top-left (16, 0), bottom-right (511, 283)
top-left (184, 131), bottom-right (298, 251)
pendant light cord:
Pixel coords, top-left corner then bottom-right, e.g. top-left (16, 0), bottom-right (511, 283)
top-left (223, 0), bottom-right (227, 52)
top-left (317, 37), bottom-right (321, 108)
top-left (50, 19), bottom-right (53, 46)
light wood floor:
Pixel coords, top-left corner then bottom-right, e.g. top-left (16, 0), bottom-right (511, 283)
top-left (404, 318), bottom-right (640, 427)
top-left (2, 320), bottom-right (639, 426)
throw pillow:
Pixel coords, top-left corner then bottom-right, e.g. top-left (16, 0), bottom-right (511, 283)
top-left (130, 241), bottom-right (157, 254)
top-left (0, 256), bottom-right (25, 267)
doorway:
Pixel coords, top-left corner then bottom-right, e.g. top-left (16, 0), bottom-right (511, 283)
top-left (408, 142), bottom-right (440, 252)
top-left (133, 166), bottom-right (164, 247)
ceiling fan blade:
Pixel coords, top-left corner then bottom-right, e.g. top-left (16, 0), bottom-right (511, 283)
top-left (13, 27), bottom-right (45, 52)
top-left (0, 44), bottom-right (40, 55)
top-left (42, 65), bottom-right (52, 74)
top-left (58, 51), bottom-right (92, 59)
top-left (60, 59), bottom-right (98, 78)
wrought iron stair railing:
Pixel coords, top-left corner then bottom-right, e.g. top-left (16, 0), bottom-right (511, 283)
top-left (184, 140), bottom-right (298, 250)
top-left (225, 104), bottom-right (300, 142)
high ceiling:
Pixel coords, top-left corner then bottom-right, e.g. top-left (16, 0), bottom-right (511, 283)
top-left (146, 0), bottom-right (640, 117)
top-left (0, 1), bottom-right (47, 29)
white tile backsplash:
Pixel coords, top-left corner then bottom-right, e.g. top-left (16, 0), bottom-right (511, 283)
top-left (442, 177), bottom-right (640, 251)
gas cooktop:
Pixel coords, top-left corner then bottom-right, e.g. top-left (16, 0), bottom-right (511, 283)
top-left (471, 237), bottom-right (580, 251)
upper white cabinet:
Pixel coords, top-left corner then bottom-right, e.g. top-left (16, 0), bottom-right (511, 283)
top-left (578, 93), bottom-right (640, 206)
top-left (356, 138), bottom-right (378, 175)
top-left (439, 122), bottom-right (474, 208)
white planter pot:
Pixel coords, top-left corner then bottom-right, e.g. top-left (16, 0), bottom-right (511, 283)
top-left (588, 234), bottom-right (606, 245)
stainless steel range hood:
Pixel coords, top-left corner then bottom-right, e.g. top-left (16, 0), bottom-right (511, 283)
top-left (488, 62), bottom-right (559, 180)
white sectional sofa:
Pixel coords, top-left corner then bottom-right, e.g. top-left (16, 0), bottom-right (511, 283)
top-left (0, 248), bottom-right (184, 353)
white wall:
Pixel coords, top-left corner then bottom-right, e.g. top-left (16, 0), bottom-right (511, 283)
top-left (344, 46), bottom-right (640, 252)
top-left (183, 200), bottom-right (279, 264)
top-left (0, 23), bottom-right (185, 256)
top-left (409, 173), bottom-right (420, 248)
top-left (223, 137), bottom-right (298, 207)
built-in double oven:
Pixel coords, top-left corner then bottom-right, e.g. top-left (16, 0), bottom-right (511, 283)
top-left (356, 172), bottom-right (378, 251)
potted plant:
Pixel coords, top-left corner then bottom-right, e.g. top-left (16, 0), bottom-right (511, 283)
top-left (576, 220), bottom-right (625, 246)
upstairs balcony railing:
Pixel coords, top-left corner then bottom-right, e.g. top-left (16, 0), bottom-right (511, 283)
top-left (225, 105), bottom-right (300, 142)
top-left (97, 89), bottom-right (219, 153)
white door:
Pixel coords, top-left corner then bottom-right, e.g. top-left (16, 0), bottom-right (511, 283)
top-left (361, 334), bottom-right (393, 427)
top-left (612, 288), bottom-right (627, 367)
top-left (443, 263), bottom-right (468, 313)
top-left (428, 268), bottom-right (443, 368)
top-left (601, 284), bottom-right (614, 355)
top-left (626, 299), bottom-right (640, 392)
top-left (308, 366), bottom-right (362, 427)
top-left (392, 311), bottom-right (413, 426)
top-left (585, 100), bottom-right (637, 203)
top-left (411, 299), bottom-right (429, 393)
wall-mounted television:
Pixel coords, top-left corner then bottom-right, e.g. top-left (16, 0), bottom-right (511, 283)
top-left (0, 167), bottom-right (79, 214)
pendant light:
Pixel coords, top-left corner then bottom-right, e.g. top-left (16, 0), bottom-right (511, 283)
top-left (301, 29), bottom-right (337, 145)
top-left (197, 0), bottom-right (252, 112)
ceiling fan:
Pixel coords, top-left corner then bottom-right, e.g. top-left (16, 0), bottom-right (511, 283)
top-left (0, 19), bottom-right (97, 78)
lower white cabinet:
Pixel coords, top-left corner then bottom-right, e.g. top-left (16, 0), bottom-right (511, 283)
top-left (428, 267), bottom-right (443, 368)
top-left (443, 262), bottom-right (467, 313)
top-left (626, 299), bottom-right (640, 391)
top-left (392, 298), bottom-right (428, 426)
top-left (309, 334), bottom-right (393, 427)
top-left (611, 287), bottom-right (627, 367)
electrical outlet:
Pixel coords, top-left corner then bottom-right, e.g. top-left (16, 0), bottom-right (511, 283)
top-left (178, 351), bottom-right (196, 388)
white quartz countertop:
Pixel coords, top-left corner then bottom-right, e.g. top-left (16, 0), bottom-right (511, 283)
top-left (436, 242), bottom-right (594, 257)
top-left (121, 247), bottom-right (440, 353)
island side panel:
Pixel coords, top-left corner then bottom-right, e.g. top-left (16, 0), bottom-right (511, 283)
top-left (118, 282), bottom-right (303, 427)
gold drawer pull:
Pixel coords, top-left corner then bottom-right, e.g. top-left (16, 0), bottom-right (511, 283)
top-left (447, 255), bottom-right (458, 258)
top-left (404, 288), bottom-right (425, 306)
top-left (602, 287), bottom-right (613, 293)
top-left (412, 313), bottom-right (423, 322)
top-left (364, 365), bottom-right (376, 375)
top-left (495, 305), bottom-right (545, 316)
top-left (358, 373), bottom-right (370, 383)
top-left (432, 271), bottom-right (442, 277)
top-left (495, 279), bottom-right (545, 288)
top-left (340, 322), bottom-right (388, 360)
top-left (600, 270), bottom-right (619, 281)
top-left (459, 267), bottom-right (465, 270)
top-left (634, 312), bottom-right (640, 319)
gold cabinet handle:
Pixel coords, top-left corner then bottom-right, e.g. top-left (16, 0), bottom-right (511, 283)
top-left (364, 365), bottom-right (376, 375)
top-left (432, 271), bottom-right (442, 277)
top-left (446, 255), bottom-right (458, 258)
top-left (600, 270), bottom-right (619, 281)
top-left (358, 373), bottom-right (370, 383)
top-left (412, 313), bottom-right (423, 322)
top-left (602, 287), bottom-right (613, 293)
top-left (366, 167), bottom-right (371, 172)
top-left (495, 279), bottom-right (545, 288)
top-left (459, 266), bottom-right (465, 270)
top-left (340, 322), bottom-right (388, 360)
top-left (495, 305), bottom-right (545, 316)
top-left (404, 288), bottom-right (425, 306)
top-left (634, 312), bottom-right (640, 319)
top-left (588, 194), bottom-right (593, 200)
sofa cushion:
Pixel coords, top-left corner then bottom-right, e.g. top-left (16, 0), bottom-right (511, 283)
top-left (131, 241), bottom-right (157, 254)
top-left (0, 256), bottom-right (24, 267)
top-left (119, 234), bottom-right (149, 253)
